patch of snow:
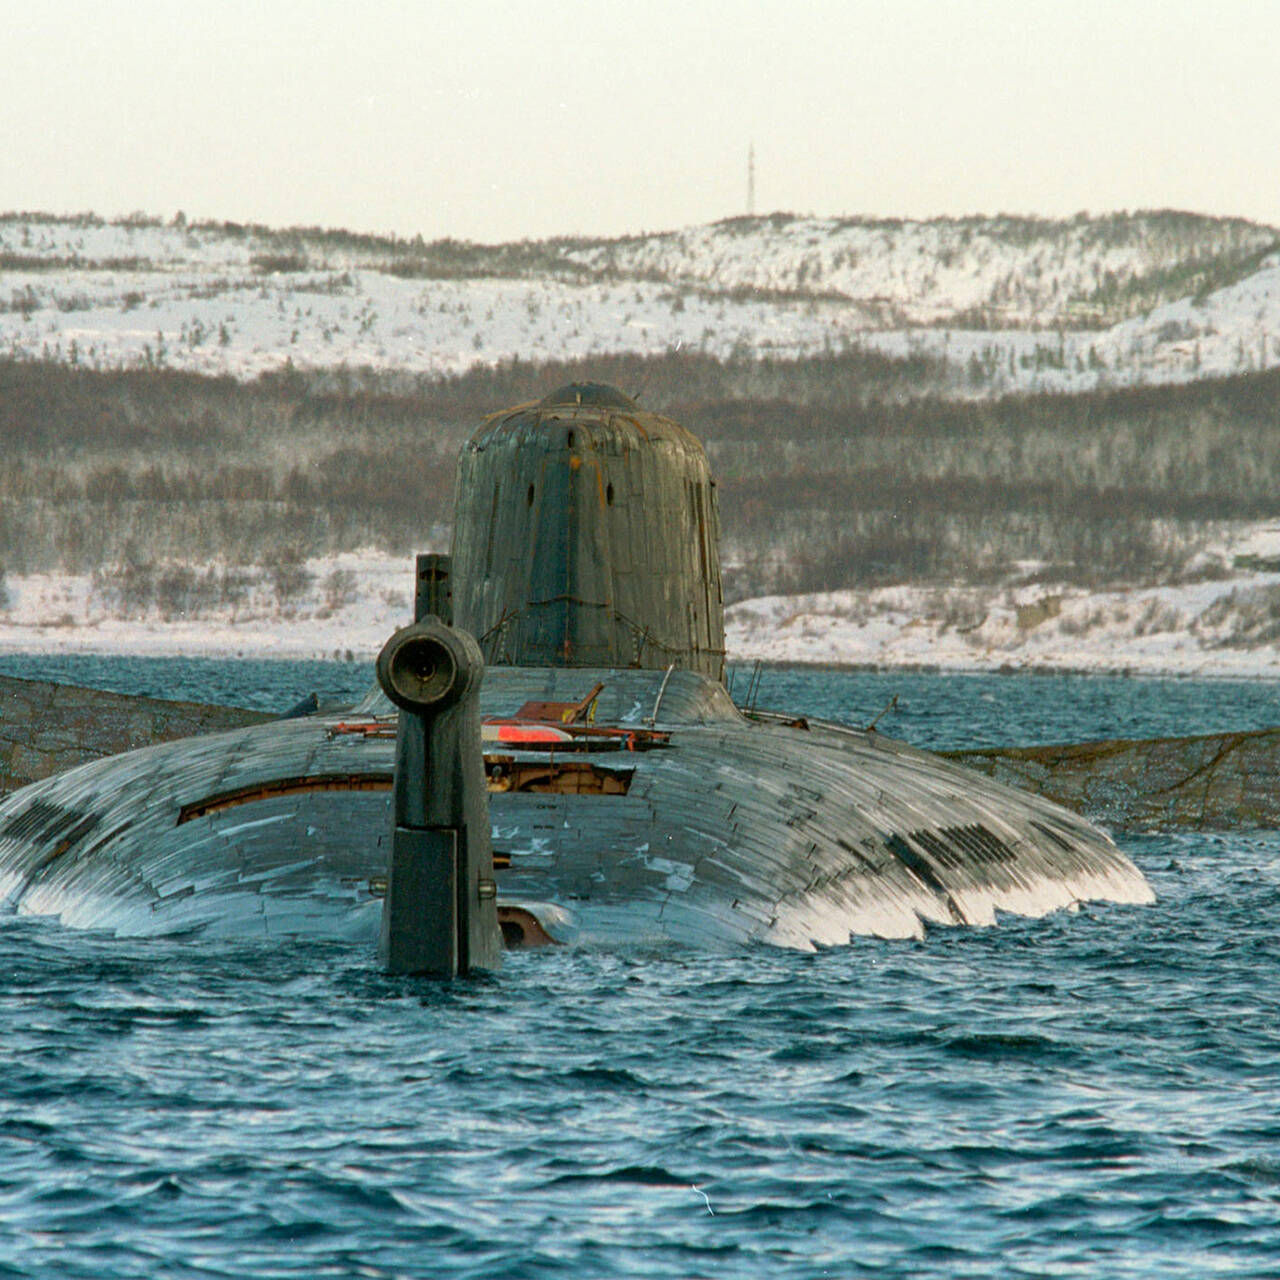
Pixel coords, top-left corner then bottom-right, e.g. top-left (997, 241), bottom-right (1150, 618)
top-left (5, 536), bottom-right (1280, 678)
top-left (0, 550), bottom-right (417, 661)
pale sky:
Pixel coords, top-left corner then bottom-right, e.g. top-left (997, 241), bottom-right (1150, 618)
top-left (5, 0), bottom-right (1279, 243)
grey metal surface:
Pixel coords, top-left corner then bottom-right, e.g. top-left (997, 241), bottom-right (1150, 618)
top-left (414, 553), bottom-right (453, 625)
top-left (451, 383), bottom-right (726, 679)
top-left (0, 665), bottom-right (1151, 948)
top-left (376, 619), bottom-right (501, 975)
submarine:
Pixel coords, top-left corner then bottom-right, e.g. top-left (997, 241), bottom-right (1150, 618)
top-left (0, 383), bottom-right (1153, 948)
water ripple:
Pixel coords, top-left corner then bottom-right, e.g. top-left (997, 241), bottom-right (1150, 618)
top-left (3, 662), bottom-right (1280, 1276)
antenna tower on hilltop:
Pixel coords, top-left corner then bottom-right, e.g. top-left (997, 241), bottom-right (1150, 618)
top-left (747, 144), bottom-right (756, 216)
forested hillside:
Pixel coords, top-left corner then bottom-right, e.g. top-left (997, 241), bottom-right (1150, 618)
top-left (3, 353), bottom-right (1277, 608)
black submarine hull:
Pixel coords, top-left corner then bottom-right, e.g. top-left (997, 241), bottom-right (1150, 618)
top-left (0, 381), bottom-right (1154, 946)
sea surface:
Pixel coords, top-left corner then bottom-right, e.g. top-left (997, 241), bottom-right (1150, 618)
top-left (2, 656), bottom-right (1279, 1278)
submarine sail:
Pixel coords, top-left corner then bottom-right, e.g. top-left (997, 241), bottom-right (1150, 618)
top-left (452, 383), bottom-right (725, 679)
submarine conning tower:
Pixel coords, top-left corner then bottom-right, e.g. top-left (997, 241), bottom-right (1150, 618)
top-left (451, 382), bottom-right (726, 681)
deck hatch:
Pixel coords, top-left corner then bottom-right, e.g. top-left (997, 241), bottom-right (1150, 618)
top-left (178, 773), bottom-right (394, 824)
top-left (485, 757), bottom-right (633, 795)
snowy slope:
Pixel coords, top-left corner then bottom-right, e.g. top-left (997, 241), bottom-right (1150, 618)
top-left (568, 212), bottom-right (1273, 322)
top-left (4, 210), bottom-right (1279, 394)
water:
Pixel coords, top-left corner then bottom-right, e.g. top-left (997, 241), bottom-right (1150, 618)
top-left (9, 651), bottom-right (1280, 745)
top-left (2, 656), bottom-right (1280, 1278)
top-left (0, 653), bottom-right (371, 716)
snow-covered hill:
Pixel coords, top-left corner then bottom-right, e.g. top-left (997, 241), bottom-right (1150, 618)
top-left (569, 211), bottom-right (1274, 323)
top-left (4, 209), bottom-right (1279, 395)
